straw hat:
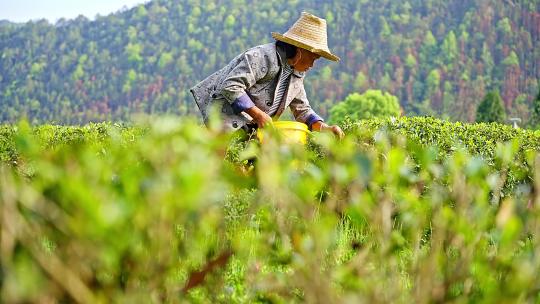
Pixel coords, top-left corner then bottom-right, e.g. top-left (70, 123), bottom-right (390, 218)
top-left (272, 12), bottom-right (340, 62)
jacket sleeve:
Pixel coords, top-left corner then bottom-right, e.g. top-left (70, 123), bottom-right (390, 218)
top-left (219, 48), bottom-right (268, 113)
top-left (289, 85), bottom-right (324, 129)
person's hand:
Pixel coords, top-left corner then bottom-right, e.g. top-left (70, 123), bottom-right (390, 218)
top-left (326, 124), bottom-right (345, 139)
top-left (254, 112), bottom-right (273, 129)
top-left (312, 121), bottom-right (344, 139)
top-left (245, 106), bottom-right (273, 128)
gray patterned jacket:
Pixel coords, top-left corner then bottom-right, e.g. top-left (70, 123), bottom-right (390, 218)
top-left (189, 43), bottom-right (322, 131)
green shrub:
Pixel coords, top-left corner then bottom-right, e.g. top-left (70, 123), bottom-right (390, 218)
top-left (1, 117), bottom-right (540, 302)
top-left (476, 91), bottom-right (506, 123)
top-left (329, 90), bottom-right (400, 125)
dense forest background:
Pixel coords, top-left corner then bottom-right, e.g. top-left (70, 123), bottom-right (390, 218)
top-left (0, 0), bottom-right (538, 124)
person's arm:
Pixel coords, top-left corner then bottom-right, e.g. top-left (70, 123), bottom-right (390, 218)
top-left (218, 47), bottom-right (271, 127)
top-left (244, 106), bottom-right (272, 128)
top-left (311, 121), bottom-right (344, 139)
top-left (289, 85), bottom-right (344, 139)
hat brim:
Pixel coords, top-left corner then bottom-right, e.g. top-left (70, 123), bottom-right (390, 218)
top-left (272, 32), bottom-right (340, 62)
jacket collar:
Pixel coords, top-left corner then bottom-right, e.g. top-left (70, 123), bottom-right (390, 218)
top-left (275, 43), bottom-right (305, 78)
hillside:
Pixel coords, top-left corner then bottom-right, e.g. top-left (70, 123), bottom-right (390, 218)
top-left (0, 0), bottom-right (538, 124)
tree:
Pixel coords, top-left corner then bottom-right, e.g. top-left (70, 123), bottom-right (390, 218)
top-left (224, 15), bottom-right (236, 29)
top-left (496, 17), bottom-right (512, 35)
top-left (329, 90), bottom-right (400, 124)
top-left (419, 30), bottom-right (438, 66)
top-left (353, 71), bottom-right (368, 91)
top-left (405, 54), bottom-right (417, 69)
top-left (502, 51), bottom-right (519, 67)
top-left (531, 88), bottom-right (540, 128)
top-left (536, 88), bottom-right (540, 116)
top-left (157, 52), bottom-right (174, 70)
top-left (475, 91), bottom-right (506, 123)
top-left (441, 30), bottom-right (458, 65)
top-left (124, 43), bottom-right (143, 66)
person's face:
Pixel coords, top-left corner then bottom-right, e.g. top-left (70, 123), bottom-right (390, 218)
top-left (289, 48), bottom-right (321, 72)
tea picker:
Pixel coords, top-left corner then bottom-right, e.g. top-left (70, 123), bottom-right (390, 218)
top-left (190, 12), bottom-right (344, 140)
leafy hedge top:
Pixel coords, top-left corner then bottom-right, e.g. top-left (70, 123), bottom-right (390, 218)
top-left (344, 116), bottom-right (540, 161)
top-left (2, 116), bottom-right (540, 166)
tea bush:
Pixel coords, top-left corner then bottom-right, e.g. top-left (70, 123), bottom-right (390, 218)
top-left (1, 117), bottom-right (539, 302)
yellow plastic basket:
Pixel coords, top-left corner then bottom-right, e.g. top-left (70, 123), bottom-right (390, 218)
top-left (257, 121), bottom-right (310, 145)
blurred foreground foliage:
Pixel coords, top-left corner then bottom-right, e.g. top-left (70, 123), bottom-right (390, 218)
top-left (1, 116), bottom-right (540, 303)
